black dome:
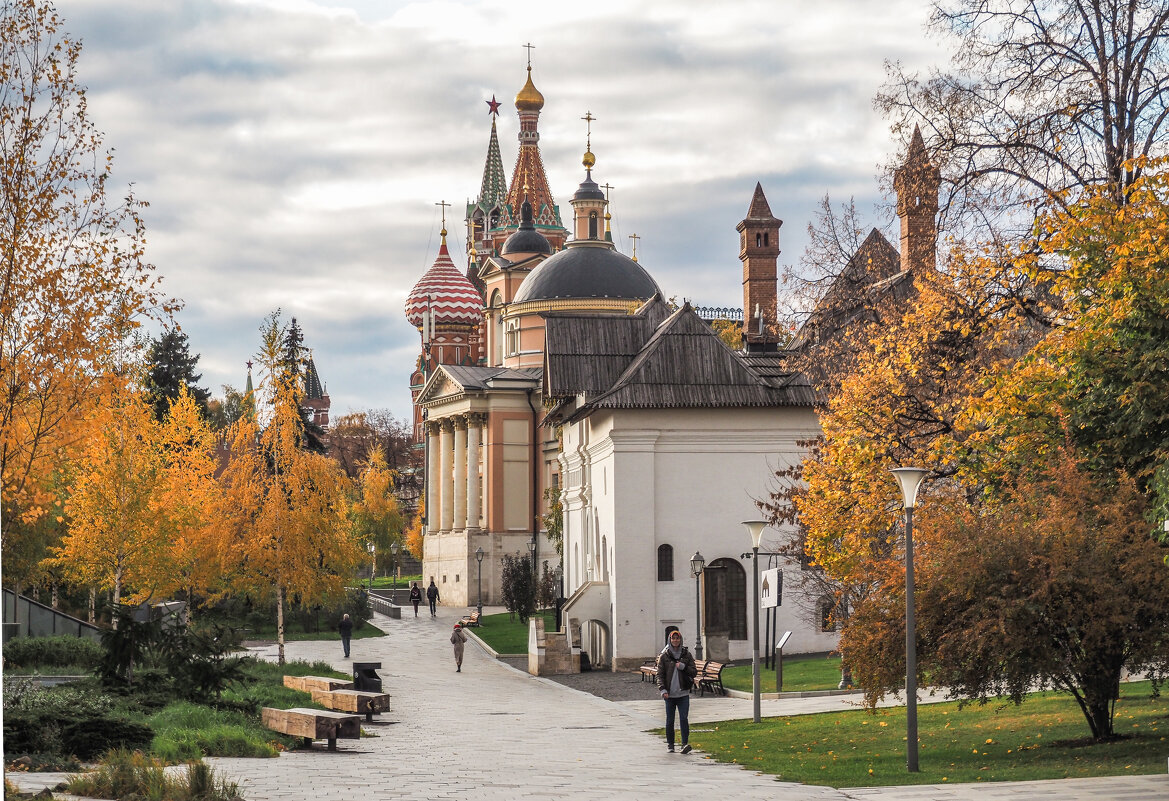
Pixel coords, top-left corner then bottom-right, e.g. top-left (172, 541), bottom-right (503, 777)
top-left (502, 229), bottom-right (552, 256)
top-left (502, 198), bottom-right (553, 256)
top-left (512, 241), bottom-right (661, 303)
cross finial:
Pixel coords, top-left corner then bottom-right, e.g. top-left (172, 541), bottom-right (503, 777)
top-left (435, 200), bottom-right (451, 228)
top-left (600, 182), bottom-right (614, 201)
top-left (581, 110), bottom-right (595, 148)
top-left (628, 232), bottom-right (640, 262)
top-left (523, 42), bottom-right (535, 68)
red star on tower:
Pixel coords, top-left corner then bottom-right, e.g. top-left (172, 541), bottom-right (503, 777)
top-left (486, 95), bottom-right (501, 116)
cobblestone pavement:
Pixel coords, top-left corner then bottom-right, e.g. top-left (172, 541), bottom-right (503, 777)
top-left (8, 606), bottom-right (1166, 801)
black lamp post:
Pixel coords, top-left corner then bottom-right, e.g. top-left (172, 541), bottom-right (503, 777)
top-left (690, 551), bottom-right (705, 660)
top-left (475, 546), bottom-right (484, 617)
top-left (390, 542), bottom-right (399, 603)
top-left (742, 520), bottom-right (767, 724)
top-left (890, 467), bottom-right (930, 773)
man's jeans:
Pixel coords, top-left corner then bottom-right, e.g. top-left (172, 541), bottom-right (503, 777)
top-left (665, 694), bottom-right (690, 746)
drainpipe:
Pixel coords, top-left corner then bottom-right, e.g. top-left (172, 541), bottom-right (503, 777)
top-left (527, 388), bottom-right (539, 573)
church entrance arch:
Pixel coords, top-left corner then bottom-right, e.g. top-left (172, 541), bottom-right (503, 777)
top-left (579, 617), bottom-right (611, 671)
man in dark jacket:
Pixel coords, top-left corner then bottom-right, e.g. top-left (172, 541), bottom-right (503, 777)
top-left (338, 613), bottom-right (353, 658)
top-left (426, 579), bottom-right (440, 617)
top-left (656, 630), bottom-right (698, 753)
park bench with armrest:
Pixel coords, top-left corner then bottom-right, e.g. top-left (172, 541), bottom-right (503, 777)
top-left (459, 609), bottom-right (481, 627)
top-left (698, 661), bottom-right (726, 696)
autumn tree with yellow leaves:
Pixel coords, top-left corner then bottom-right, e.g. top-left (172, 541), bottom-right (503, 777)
top-left (794, 163), bottom-right (1169, 740)
top-left (218, 318), bottom-right (362, 663)
top-left (1, 0), bottom-right (175, 588)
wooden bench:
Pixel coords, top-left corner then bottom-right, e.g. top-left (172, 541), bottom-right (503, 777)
top-left (698, 661), bottom-right (726, 696)
top-left (283, 675), bottom-right (354, 693)
top-left (458, 609), bottom-right (481, 627)
top-left (310, 689), bottom-right (391, 722)
top-left (638, 658), bottom-right (658, 682)
top-left (261, 707), bottom-right (361, 751)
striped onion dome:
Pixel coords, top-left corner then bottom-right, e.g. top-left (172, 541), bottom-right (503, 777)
top-left (404, 237), bottom-right (484, 327)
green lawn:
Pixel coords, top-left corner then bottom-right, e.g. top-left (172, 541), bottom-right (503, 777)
top-left (470, 610), bottom-right (555, 654)
top-left (686, 680), bottom-right (1167, 787)
top-left (232, 619), bottom-right (384, 642)
top-left (368, 575), bottom-right (422, 589)
top-left (721, 655), bottom-right (844, 693)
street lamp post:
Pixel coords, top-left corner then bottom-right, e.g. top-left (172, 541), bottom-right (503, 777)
top-left (742, 520), bottom-right (768, 724)
top-left (689, 551), bottom-right (705, 660)
top-left (890, 467), bottom-right (930, 774)
top-left (475, 546), bottom-right (484, 617)
top-left (390, 542), bottom-right (399, 603)
top-left (366, 542), bottom-right (375, 593)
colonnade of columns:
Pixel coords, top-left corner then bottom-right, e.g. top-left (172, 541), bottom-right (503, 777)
top-left (425, 413), bottom-right (484, 534)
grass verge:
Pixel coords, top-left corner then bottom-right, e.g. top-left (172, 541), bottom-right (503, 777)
top-left (470, 611), bottom-right (555, 654)
top-left (721, 655), bottom-right (844, 693)
top-left (686, 680), bottom-right (1167, 787)
top-left (67, 749), bottom-right (242, 801)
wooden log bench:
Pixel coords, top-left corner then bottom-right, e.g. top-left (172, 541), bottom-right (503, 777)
top-left (283, 675), bottom-right (354, 693)
top-left (310, 689), bottom-right (391, 722)
top-left (261, 707), bottom-right (361, 751)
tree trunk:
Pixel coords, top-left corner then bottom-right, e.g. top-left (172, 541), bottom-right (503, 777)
top-left (276, 584), bottom-right (286, 665)
top-left (112, 566), bottom-right (123, 630)
top-left (1078, 668), bottom-right (1121, 740)
top-left (88, 587), bottom-right (96, 623)
top-left (51, 582), bottom-right (58, 609)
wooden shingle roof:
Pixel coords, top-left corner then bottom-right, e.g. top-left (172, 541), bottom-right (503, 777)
top-left (544, 300), bottom-right (816, 422)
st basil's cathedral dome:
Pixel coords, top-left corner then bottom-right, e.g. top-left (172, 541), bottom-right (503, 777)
top-left (404, 235), bottom-right (484, 328)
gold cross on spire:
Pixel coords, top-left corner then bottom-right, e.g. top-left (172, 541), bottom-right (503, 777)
top-left (581, 111), bottom-right (595, 147)
top-left (523, 42), bottom-right (535, 68)
top-left (628, 233), bottom-right (640, 262)
top-left (435, 199), bottom-right (451, 237)
top-left (600, 182), bottom-right (614, 201)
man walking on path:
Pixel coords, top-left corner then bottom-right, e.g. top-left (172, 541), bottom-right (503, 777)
top-left (656, 630), bottom-right (697, 754)
top-left (409, 582), bottom-right (422, 616)
top-left (338, 613), bottom-right (353, 658)
top-left (426, 579), bottom-right (439, 616)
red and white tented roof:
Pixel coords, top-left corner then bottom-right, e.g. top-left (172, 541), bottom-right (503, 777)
top-left (404, 242), bottom-right (484, 328)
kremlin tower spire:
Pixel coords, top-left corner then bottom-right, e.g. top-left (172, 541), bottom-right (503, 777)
top-left (466, 95), bottom-right (509, 262)
top-left (499, 45), bottom-right (566, 251)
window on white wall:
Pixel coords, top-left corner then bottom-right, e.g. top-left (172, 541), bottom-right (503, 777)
top-left (657, 544), bottom-right (674, 581)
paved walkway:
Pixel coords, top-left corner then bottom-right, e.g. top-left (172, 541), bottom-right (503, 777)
top-left (9, 606), bottom-right (1167, 800)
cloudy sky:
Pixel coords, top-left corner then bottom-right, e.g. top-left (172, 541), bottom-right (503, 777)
top-left (55, 0), bottom-right (944, 419)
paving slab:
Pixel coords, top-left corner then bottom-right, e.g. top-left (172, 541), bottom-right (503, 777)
top-left (8, 605), bottom-right (1167, 800)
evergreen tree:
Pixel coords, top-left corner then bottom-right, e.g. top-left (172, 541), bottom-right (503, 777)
top-left (145, 329), bottom-right (210, 422)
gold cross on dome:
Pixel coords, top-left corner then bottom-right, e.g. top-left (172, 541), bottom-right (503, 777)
top-left (435, 199), bottom-right (451, 229)
top-left (628, 232), bottom-right (640, 260)
top-left (523, 42), bottom-right (535, 68)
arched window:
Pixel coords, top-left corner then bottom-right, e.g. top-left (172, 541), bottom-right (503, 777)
top-left (763, 232), bottom-right (769, 246)
top-left (504, 318), bottom-right (520, 357)
top-left (490, 207), bottom-right (501, 229)
top-left (657, 544), bottom-right (674, 581)
top-left (755, 233), bottom-right (762, 247)
top-left (703, 557), bottom-right (747, 640)
top-left (589, 211), bottom-right (599, 239)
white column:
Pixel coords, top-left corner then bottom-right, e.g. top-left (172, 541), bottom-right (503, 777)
top-left (439, 419), bottom-right (454, 532)
top-left (426, 421), bottom-right (440, 534)
top-left (453, 417), bottom-right (467, 531)
top-left (466, 414), bottom-right (482, 532)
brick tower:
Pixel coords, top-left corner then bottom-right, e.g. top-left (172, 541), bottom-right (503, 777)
top-left (893, 125), bottom-right (940, 274)
top-left (736, 182), bottom-right (782, 351)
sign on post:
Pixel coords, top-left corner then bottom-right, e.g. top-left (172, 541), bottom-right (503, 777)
top-left (760, 567), bottom-right (782, 609)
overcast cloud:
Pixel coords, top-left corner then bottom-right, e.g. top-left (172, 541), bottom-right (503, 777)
top-left (52, 0), bottom-right (943, 419)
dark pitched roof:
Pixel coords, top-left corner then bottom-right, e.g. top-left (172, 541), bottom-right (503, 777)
top-left (543, 296), bottom-right (671, 398)
top-left (304, 357), bottom-right (326, 400)
top-left (441, 365), bottom-right (541, 391)
top-left (545, 301), bottom-right (815, 421)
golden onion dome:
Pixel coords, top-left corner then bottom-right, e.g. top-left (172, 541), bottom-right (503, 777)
top-left (515, 67), bottom-right (545, 111)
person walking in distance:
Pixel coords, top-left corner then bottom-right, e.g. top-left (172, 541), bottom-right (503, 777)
top-left (409, 582), bottom-right (422, 617)
top-left (656, 629), bottom-right (697, 753)
top-left (338, 613), bottom-right (353, 659)
top-left (426, 579), bottom-right (440, 617)
top-left (450, 622), bottom-right (467, 671)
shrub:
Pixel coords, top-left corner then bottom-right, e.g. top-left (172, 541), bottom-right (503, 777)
top-left (67, 749), bottom-right (242, 801)
top-left (1, 636), bottom-right (102, 670)
top-left (2, 680), bottom-right (151, 760)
